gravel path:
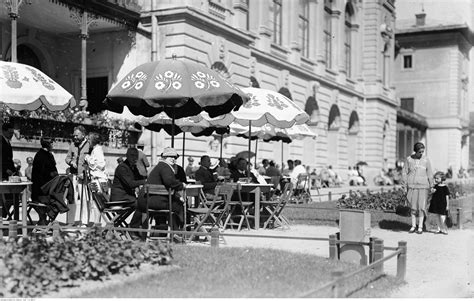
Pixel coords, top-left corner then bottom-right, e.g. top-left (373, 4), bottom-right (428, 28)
top-left (219, 224), bottom-right (473, 298)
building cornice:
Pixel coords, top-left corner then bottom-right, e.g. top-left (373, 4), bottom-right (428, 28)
top-left (397, 108), bottom-right (428, 130)
top-left (53, 0), bottom-right (140, 30)
top-left (396, 24), bottom-right (474, 44)
top-left (141, 6), bottom-right (255, 45)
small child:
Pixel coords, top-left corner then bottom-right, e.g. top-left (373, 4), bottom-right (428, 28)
top-left (428, 171), bottom-right (450, 235)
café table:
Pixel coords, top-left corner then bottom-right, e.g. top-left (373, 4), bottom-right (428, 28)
top-left (183, 184), bottom-right (204, 208)
top-left (0, 181), bottom-right (32, 236)
top-left (239, 183), bottom-right (274, 230)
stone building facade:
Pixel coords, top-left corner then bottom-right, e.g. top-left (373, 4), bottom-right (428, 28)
top-left (1, 0), bottom-right (397, 181)
top-left (394, 3), bottom-right (474, 175)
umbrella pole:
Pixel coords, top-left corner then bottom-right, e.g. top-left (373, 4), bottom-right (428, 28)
top-left (254, 138), bottom-right (258, 167)
top-left (182, 132), bottom-right (185, 167)
top-left (171, 112), bottom-right (175, 148)
top-left (281, 140), bottom-right (284, 173)
top-left (220, 134), bottom-right (223, 161)
top-left (248, 121), bottom-right (252, 176)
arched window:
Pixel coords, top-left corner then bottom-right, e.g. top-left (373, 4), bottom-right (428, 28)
top-left (348, 111), bottom-right (359, 134)
top-left (17, 44), bottom-right (42, 71)
top-left (328, 104), bottom-right (341, 130)
top-left (250, 76), bottom-right (260, 88)
top-left (344, 2), bottom-right (355, 76)
top-left (278, 87), bottom-right (292, 100)
top-left (305, 96), bottom-right (320, 126)
top-left (211, 61), bottom-right (230, 79)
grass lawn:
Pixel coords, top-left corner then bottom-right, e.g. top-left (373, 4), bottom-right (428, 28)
top-left (283, 201), bottom-right (415, 230)
top-left (75, 245), bottom-right (402, 298)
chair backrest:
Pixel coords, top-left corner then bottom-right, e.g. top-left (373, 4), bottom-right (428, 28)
top-left (280, 182), bottom-right (294, 203)
top-left (88, 183), bottom-right (108, 212)
top-left (296, 174), bottom-right (309, 189)
top-left (144, 184), bottom-right (174, 212)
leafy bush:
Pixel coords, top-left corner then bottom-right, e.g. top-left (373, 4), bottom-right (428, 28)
top-left (446, 181), bottom-right (474, 199)
top-left (0, 226), bottom-right (172, 298)
top-left (337, 188), bottom-right (407, 211)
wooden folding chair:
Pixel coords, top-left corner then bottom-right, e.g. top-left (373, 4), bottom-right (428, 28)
top-left (261, 182), bottom-right (293, 229)
top-left (88, 182), bottom-right (135, 239)
top-left (186, 184), bottom-right (229, 241)
top-left (223, 183), bottom-right (254, 231)
top-left (144, 184), bottom-right (176, 243)
top-left (292, 174), bottom-right (312, 204)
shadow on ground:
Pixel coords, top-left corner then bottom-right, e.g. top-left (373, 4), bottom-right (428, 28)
top-left (378, 220), bottom-right (412, 232)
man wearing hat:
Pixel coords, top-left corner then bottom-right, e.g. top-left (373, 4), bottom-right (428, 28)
top-left (130, 147), bottom-right (186, 241)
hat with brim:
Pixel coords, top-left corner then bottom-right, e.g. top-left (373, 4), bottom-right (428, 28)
top-left (161, 147), bottom-right (179, 158)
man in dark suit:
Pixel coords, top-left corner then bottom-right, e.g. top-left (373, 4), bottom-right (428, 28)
top-left (1, 122), bottom-right (15, 181)
top-left (110, 147), bottom-right (146, 204)
top-left (129, 147), bottom-right (186, 241)
top-left (230, 157), bottom-right (258, 183)
top-left (194, 155), bottom-right (218, 195)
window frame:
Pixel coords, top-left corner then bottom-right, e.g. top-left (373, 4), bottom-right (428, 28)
top-left (298, 0), bottom-right (310, 58)
top-left (323, 1), bottom-right (332, 68)
top-left (402, 54), bottom-right (414, 70)
top-left (271, 0), bottom-right (283, 46)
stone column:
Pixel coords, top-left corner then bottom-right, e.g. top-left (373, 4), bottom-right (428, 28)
top-left (330, 9), bottom-right (342, 71)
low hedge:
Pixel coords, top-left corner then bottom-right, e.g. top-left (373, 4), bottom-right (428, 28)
top-left (0, 226), bottom-right (172, 298)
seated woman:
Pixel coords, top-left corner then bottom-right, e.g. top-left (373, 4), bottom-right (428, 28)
top-left (130, 147), bottom-right (186, 240)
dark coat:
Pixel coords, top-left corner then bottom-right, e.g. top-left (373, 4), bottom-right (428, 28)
top-left (110, 160), bottom-right (146, 204)
top-left (137, 161), bottom-right (184, 223)
top-left (1, 136), bottom-right (14, 180)
top-left (194, 166), bottom-right (217, 194)
top-left (37, 175), bottom-right (74, 219)
top-left (32, 148), bottom-right (58, 201)
top-left (230, 168), bottom-right (258, 183)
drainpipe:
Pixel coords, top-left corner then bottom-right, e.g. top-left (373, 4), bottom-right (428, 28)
top-left (150, 1), bottom-right (158, 165)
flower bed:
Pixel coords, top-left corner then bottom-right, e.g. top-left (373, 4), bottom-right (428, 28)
top-left (0, 227), bottom-right (172, 298)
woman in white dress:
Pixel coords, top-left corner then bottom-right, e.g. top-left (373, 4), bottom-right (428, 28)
top-left (84, 132), bottom-right (109, 223)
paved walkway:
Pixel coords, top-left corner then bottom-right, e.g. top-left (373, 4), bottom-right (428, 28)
top-left (220, 224), bottom-right (473, 298)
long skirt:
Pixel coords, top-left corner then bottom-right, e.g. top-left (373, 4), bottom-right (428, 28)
top-left (407, 187), bottom-right (429, 216)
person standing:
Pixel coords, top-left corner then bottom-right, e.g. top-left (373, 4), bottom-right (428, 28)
top-left (65, 125), bottom-right (90, 224)
top-left (428, 171), bottom-right (450, 235)
top-left (25, 157), bottom-right (33, 181)
top-left (84, 132), bottom-right (108, 223)
top-left (1, 122), bottom-right (15, 181)
top-left (1, 123), bottom-right (16, 219)
top-left (31, 138), bottom-right (58, 225)
top-left (402, 142), bottom-right (433, 234)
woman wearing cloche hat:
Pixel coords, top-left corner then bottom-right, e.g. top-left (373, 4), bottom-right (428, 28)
top-left (134, 147), bottom-right (186, 241)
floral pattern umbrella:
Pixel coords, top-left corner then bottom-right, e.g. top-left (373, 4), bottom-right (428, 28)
top-left (0, 61), bottom-right (76, 111)
top-left (204, 87), bottom-right (310, 127)
top-left (203, 87), bottom-right (310, 167)
top-left (104, 59), bottom-right (249, 119)
top-left (137, 111), bottom-right (228, 136)
top-left (230, 123), bottom-right (317, 143)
